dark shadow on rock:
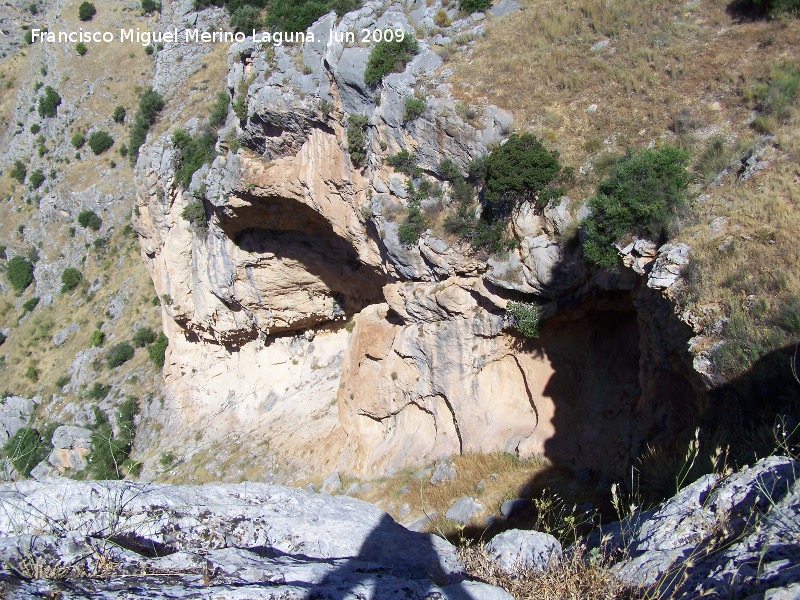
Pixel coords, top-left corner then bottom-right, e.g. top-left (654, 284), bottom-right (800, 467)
top-left (305, 514), bottom-right (476, 599)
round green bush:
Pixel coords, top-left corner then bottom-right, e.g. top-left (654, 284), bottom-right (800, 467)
top-left (147, 332), bottom-right (168, 368)
top-left (78, 1), bottom-right (96, 21)
top-left (87, 130), bottom-right (114, 155)
top-left (71, 133), bottom-right (86, 149)
top-left (112, 105), bottom-right (126, 123)
top-left (77, 209), bottom-right (102, 230)
top-left (61, 267), bottom-right (83, 293)
top-left (107, 342), bottom-right (134, 368)
top-left (132, 327), bottom-right (155, 347)
top-left (460, 0), bottom-right (491, 12)
top-left (364, 36), bottom-right (419, 86)
top-left (76, 42), bottom-right (87, 55)
top-left (6, 256), bottom-right (34, 292)
top-left (37, 86), bottom-right (61, 118)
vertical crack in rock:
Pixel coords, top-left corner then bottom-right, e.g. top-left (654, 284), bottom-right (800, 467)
top-left (511, 353), bottom-right (539, 429)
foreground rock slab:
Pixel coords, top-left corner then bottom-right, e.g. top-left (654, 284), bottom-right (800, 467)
top-left (0, 479), bottom-right (512, 599)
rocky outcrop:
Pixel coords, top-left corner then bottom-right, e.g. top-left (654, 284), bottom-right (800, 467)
top-left (133, 0), bottom-right (703, 482)
top-left (0, 478), bottom-right (511, 599)
top-left (595, 456), bottom-right (800, 599)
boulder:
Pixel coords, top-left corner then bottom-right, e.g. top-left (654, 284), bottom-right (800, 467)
top-left (0, 479), bottom-right (513, 599)
top-left (485, 529), bottom-right (562, 574)
top-left (445, 496), bottom-right (483, 524)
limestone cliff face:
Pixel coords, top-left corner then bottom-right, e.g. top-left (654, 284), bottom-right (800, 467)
top-left (134, 0), bottom-right (704, 482)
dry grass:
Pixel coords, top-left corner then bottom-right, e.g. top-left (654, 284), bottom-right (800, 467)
top-left (459, 542), bottom-right (639, 600)
top-left (449, 0), bottom-right (800, 193)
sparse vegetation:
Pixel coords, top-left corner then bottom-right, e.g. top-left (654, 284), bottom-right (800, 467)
top-left (208, 90), bottom-right (229, 127)
top-left (397, 199), bottom-right (427, 245)
top-left (86, 399), bottom-right (138, 479)
top-left (364, 35), bottom-right (419, 86)
top-left (386, 149), bottom-right (417, 176)
top-left (2, 424), bottom-right (58, 477)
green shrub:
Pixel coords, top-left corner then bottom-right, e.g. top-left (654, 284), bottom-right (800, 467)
top-left (28, 169), bottom-right (45, 190)
top-left (89, 329), bottom-right (105, 347)
top-left (506, 300), bottom-right (543, 338)
top-left (75, 42), bottom-right (87, 55)
top-left (181, 198), bottom-right (208, 230)
top-left (460, 0), bottom-right (491, 12)
top-left (29, 123), bottom-right (40, 134)
top-left (78, 209), bottom-right (102, 230)
top-left (230, 5), bottom-right (262, 33)
top-left (397, 199), bottom-right (427, 245)
top-left (22, 297), bottom-right (39, 313)
top-left (112, 105), bottom-right (126, 123)
top-left (751, 61), bottom-right (800, 123)
top-left (71, 132), bottom-right (86, 148)
top-left (55, 375), bottom-right (70, 388)
top-left (208, 90), bottom-right (229, 127)
top-left (10, 160), bottom-right (27, 184)
top-left (25, 29), bottom-right (33, 44)
top-left (403, 96), bottom-right (425, 123)
top-left (364, 35), bottom-right (419, 86)
top-left (88, 130), bottom-right (114, 155)
top-left (0, 332), bottom-right (5, 346)
top-left (78, 2), bottom-right (97, 21)
top-left (582, 146), bottom-right (690, 268)
top-left (2, 424), bottom-right (57, 477)
top-left (148, 332), bottom-right (168, 367)
top-left (737, 0), bottom-right (800, 19)
top-left (61, 267), bottom-right (83, 292)
top-left (86, 400), bottom-right (138, 480)
top-left (87, 382), bottom-right (110, 400)
top-left (483, 133), bottom-right (564, 216)
top-left (6, 256), bottom-right (34, 292)
top-left (107, 342), bottom-right (134, 368)
top-left (144, 44), bottom-right (154, 55)
top-left (172, 128), bottom-right (217, 189)
top-left (141, 0), bottom-right (161, 13)
top-left (264, 0), bottom-right (363, 32)
top-left (437, 158), bottom-right (462, 181)
top-left (129, 88), bottom-right (165, 164)
top-left (434, 9), bottom-right (451, 27)
top-left (37, 86), bottom-right (61, 117)
top-left (25, 362), bottom-right (40, 382)
top-left (386, 149), bottom-right (417, 175)
top-left (232, 94), bottom-right (247, 120)
top-left (346, 113), bottom-right (368, 168)
top-left (132, 327), bottom-right (156, 347)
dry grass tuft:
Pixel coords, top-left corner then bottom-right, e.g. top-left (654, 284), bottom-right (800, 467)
top-left (459, 542), bottom-right (640, 600)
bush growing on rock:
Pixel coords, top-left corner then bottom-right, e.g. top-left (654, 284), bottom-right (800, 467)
top-left (506, 301), bottom-right (543, 338)
top-left (60, 267), bottom-right (83, 293)
top-left (398, 199), bottom-right (427, 245)
top-left (77, 209), bottom-right (102, 230)
top-left (21, 297), bottom-right (39, 313)
top-left (230, 5), bottom-right (262, 33)
top-left (460, 0), bottom-right (492, 12)
top-left (403, 96), bottom-right (425, 123)
top-left (264, 0), bottom-right (363, 32)
top-left (148, 332), bottom-right (168, 367)
top-left (37, 86), bottom-right (61, 117)
top-left (129, 88), bottom-right (165, 165)
top-left (10, 160), bottom-right (27, 184)
top-left (88, 131), bottom-right (114, 155)
top-left (6, 256), bottom-right (34, 292)
top-left (346, 114), bottom-right (368, 168)
top-left (364, 35), bottom-right (419, 86)
top-left (28, 169), bottom-right (44, 190)
top-left (483, 132), bottom-right (565, 217)
top-left (437, 158), bottom-right (462, 181)
top-left (132, 327), bottom-right (156, 347)
top-left (141, 0), bottom-right (161, 14)
top-left (172, 128), bottom-right (217, 189)
top-left (181, 198), bottom-right (208, 230)
top-left (2, 424), bottom-right (57, 477)
top-left (87, 400), bottom-right (138, 479)
top-left (386, 150), bottom-right (418, 176)
top-left (89, 329), bottom-right (105, 347)
top-left (107, 342), bottom-right (134, 368)
top-left (78, 1), bottom-right (96, 21)
top-left (582, 146), bottom-right (690, 268)
top-left (208, 90), bottom-right (229, 127)
top-left (71, 133), bottom-right (86, 149)
top-left (112, 105), bottom-right (126, 123)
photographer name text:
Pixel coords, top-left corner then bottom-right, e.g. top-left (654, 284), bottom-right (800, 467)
top-left (29, 27), bottom-right (408, 47)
